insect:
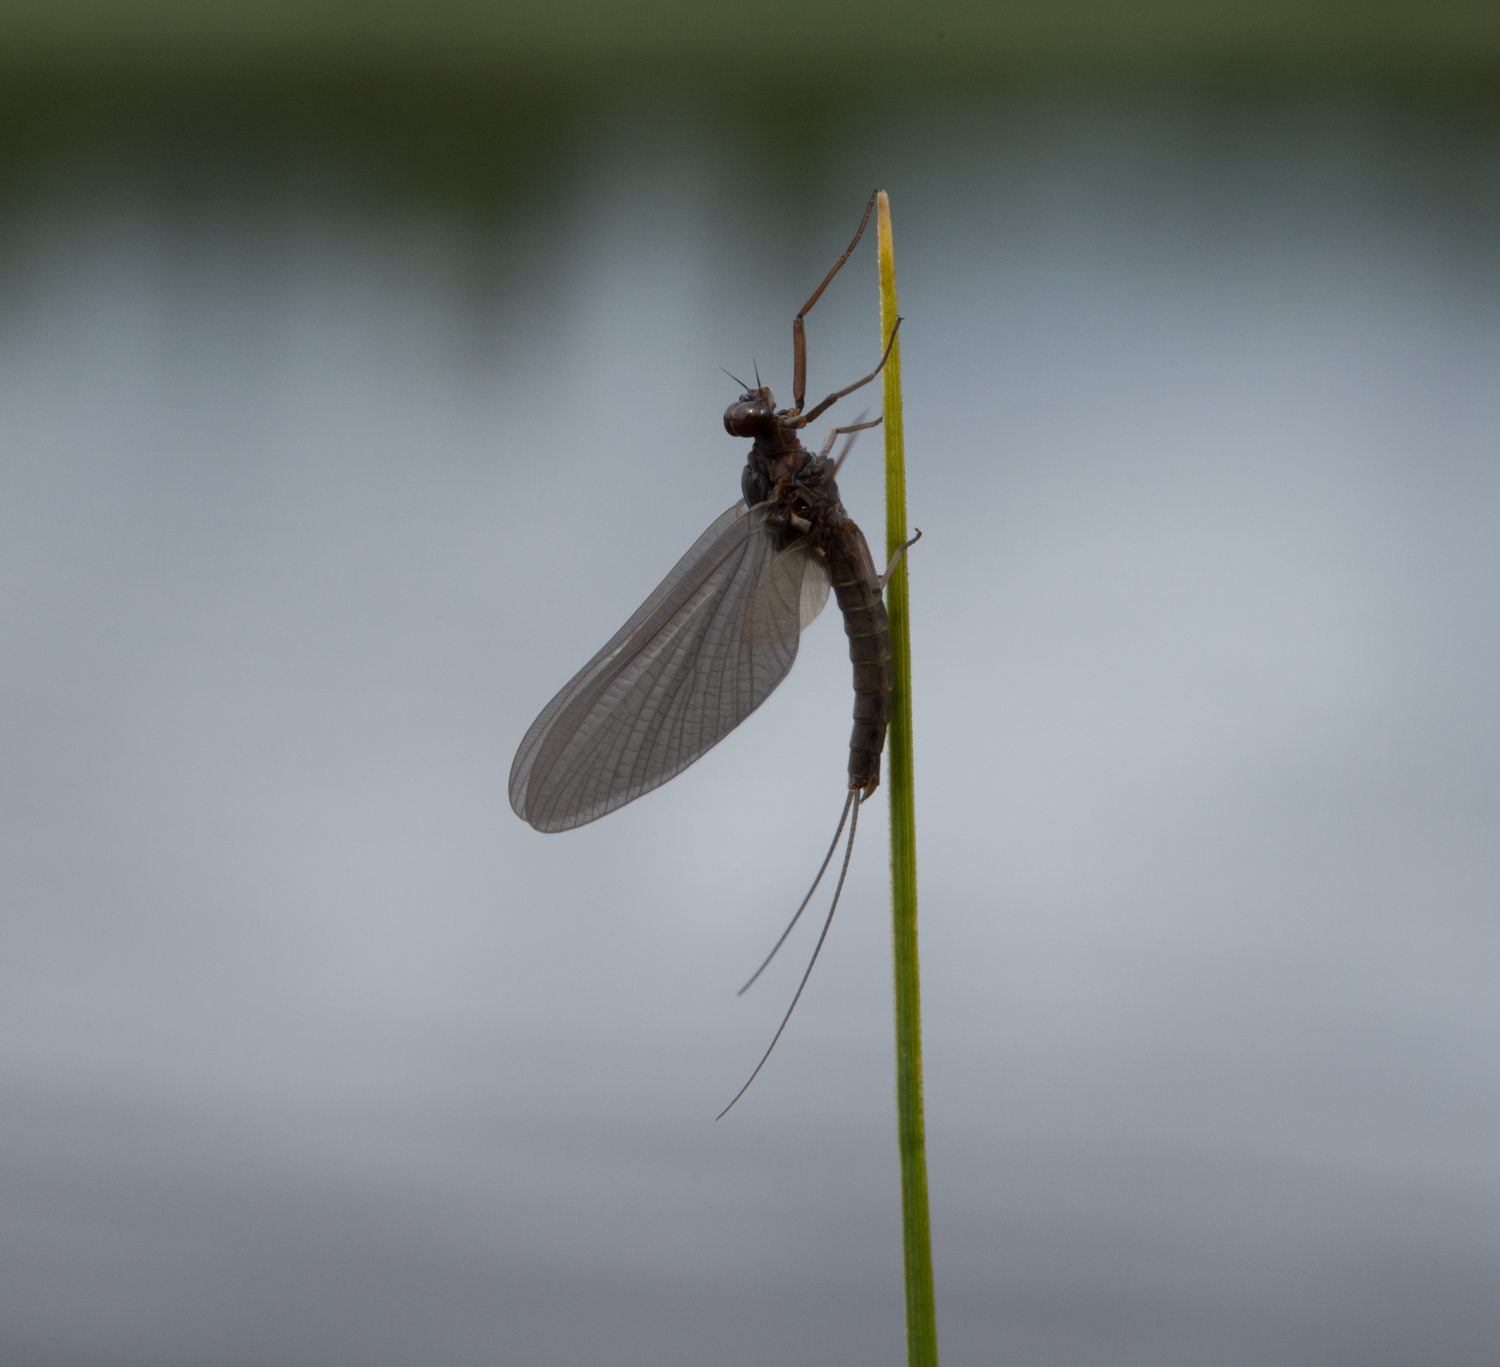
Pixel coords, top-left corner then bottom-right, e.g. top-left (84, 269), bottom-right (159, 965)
top-left (509, 191), bottom-right (918, 1114)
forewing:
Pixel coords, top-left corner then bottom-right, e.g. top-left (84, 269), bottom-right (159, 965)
top-left (742, 538), bottom-right (832, 649)
top-left (509, 501), bottom-right (800, 832)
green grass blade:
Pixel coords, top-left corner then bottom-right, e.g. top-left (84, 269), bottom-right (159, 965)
top-left (877, 189), bottom-right (938, 1367)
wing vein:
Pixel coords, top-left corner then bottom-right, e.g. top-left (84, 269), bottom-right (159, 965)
top-left (509, 500), bottom-right (804, 832)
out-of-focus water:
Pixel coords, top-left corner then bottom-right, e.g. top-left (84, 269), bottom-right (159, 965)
top-left (1, 89), bottom-right (1498, 1365)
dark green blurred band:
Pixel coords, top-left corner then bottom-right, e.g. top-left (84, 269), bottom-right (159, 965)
top-left (3, 0), bottom-right (1499, 74)
top-left (3, 1), bottom-right (1497, 219)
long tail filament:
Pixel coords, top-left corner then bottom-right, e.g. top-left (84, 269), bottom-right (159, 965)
top-left (716, 791), bottom-right (862, 1121)
top-left (736, 790), bottom-right (855, 996)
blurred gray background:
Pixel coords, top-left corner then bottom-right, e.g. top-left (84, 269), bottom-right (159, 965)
top-left (1, 6), bottom-right (1499, 1364)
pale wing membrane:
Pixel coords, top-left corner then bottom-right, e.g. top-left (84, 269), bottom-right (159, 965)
top-left (742, 539), bottom-right (832, 649)
top-left (509, 501), bottom-right (800, 833)
top-left (800, 549), bottom-right (832, 630)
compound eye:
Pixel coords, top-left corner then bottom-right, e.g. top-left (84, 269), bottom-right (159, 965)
top-left (724, 399), bottom-right (772, 437)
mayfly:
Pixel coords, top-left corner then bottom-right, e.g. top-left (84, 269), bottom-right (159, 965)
top-left (509, 191), bottom-right (918, 1115)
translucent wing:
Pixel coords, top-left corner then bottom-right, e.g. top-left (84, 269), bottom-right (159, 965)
top-left (742, 538), bottom-right (832, 649)
top-left (509, 501), bottom-right (801, 833)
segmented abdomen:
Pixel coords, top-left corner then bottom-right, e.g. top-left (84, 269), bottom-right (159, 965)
top-left (825, 523), bottom-right (892, 796)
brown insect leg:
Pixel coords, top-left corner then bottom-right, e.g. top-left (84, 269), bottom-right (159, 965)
top-left (798, 316), bottom-right (903, 426)
top-left (817, 414), bottom-right (883, 461)
top-left (879, 528), bottom-right (923, 591)
top-left (792, 190), bottom-right (879, 413)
